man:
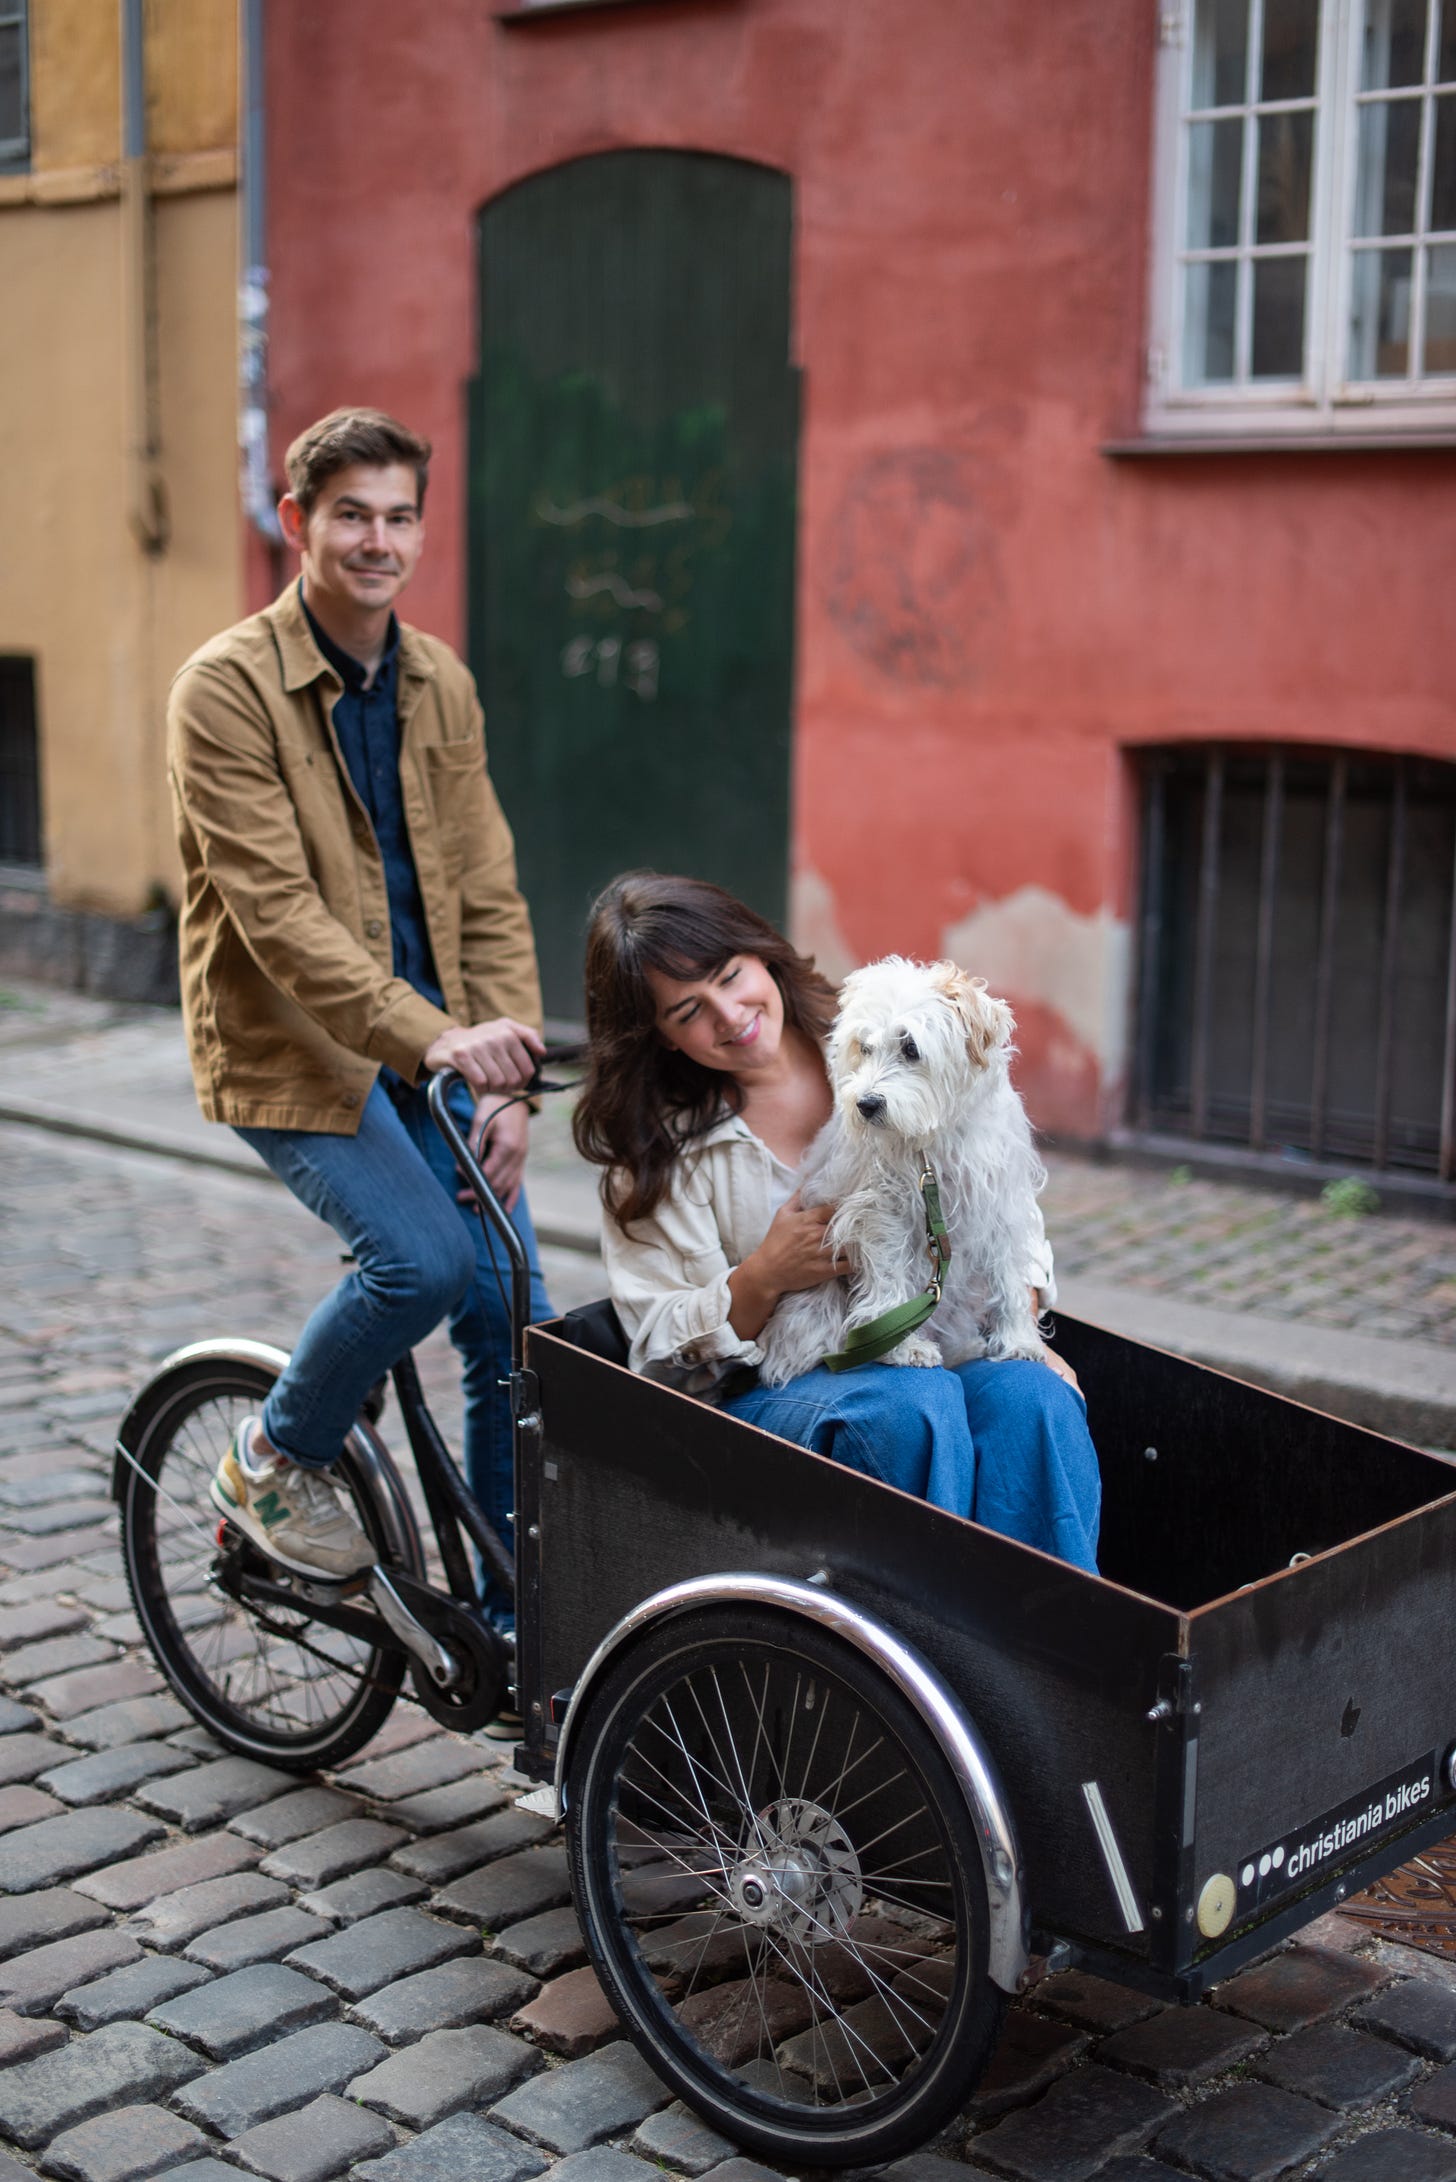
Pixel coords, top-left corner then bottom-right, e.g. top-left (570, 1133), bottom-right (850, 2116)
top-left (168, 406), bottom-right (549, 1653)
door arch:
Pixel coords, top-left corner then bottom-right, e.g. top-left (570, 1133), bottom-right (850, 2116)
top-left (469, 150), bottom-right (799, 1015)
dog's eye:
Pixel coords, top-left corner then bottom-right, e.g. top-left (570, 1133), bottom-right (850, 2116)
top-left (900, 1034), bottom-right (920, 1063)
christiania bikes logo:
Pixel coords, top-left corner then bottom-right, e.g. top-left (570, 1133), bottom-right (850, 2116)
top-left (1235, 1754), bottom-right (1436, 1917)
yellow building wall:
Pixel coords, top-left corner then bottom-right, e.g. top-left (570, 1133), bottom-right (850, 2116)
top-left (0, 0), bottom-right (240, 921)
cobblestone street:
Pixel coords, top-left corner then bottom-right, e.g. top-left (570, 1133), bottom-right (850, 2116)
top-left (2, 1122), bottom-right (1456, 2181)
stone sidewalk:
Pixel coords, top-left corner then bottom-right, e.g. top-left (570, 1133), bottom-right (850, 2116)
top-left (1, 1125), bottom-right (1456, 2179)
top-left (2, 979), bottom-right (1454, 1447)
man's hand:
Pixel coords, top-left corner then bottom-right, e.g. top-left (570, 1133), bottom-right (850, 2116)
top-left (424, 1017), bottom-right (544, 1093)
top-left (458, 1097), bottom-right (531, 1213)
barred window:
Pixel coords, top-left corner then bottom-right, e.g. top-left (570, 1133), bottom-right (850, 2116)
top-left (1132, 746), bottom-right (1456, 1181)
top-left (0, 658), bottom-right (42, 868)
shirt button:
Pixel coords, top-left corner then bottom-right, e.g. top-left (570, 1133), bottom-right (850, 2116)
top-left (342, 1091), bottom-right (360, 1109)
top-left (366, 919), bottom-right (383, 939)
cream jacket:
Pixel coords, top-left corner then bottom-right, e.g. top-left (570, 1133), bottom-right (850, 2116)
top-left (601, 1110), bottom-right (1057, 1397)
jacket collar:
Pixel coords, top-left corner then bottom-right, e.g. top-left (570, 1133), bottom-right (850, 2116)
top-left (267, 582), bottom-right (438, 695)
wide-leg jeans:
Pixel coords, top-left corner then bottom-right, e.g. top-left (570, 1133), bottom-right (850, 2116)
top-left (235, 1076), bottom-right (553, 1625)
top-left (724, 1356), bottom-right (1101, 1573)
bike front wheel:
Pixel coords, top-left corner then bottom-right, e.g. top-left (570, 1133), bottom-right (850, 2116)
top-left (566, 1604), bottom-right (1006, 2167)
top-left (119, 1354), bottom-right (406, 1771)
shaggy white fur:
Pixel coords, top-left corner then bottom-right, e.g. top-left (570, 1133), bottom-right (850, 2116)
top-left (757, 956), bottom-right (1051, 1386)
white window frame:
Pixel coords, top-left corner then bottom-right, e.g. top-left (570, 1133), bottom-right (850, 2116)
top-left (1144, 0), bottom-right (1456, 441)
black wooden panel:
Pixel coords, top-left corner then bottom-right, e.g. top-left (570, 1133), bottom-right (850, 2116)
top-left (522, 1325), bottom-right (1182, 1959)
top-left (1052, 1316), bottom-right (1451, 1611)
top-left (1185, 1495), bottom-right (1456, 1964)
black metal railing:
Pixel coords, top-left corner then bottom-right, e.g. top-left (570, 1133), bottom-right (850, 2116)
top-left (1132, 745), bottom-right (1456, 1184)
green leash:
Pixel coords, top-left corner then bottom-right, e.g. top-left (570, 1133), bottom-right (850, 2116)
top-left (823, 1155), bottom-right (951, 1373)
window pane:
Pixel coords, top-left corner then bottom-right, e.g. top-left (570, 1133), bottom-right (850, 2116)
top-left (1184, 258), bottom-right (1239, 380)
top-left (1433, 93), bottom-right (1456, 228)
top-left (1257, 109), bottom-right (1314, 239)
top-left (1188, 117), bottom-right (1245, 246)
top-left (0, 25), bottom-right (21, 150)
top-left (1362, 0), bottom-right (1428, 89)
top-left (1192, 0), bottom-right (1250, 107)
top-left (1441, 0), bottom-right (1456, 81)
top-left (1251, 253), bottom-right (1308, 371)
top-left (1425, 241), bottom-right (1456, 367)
top-left (1354, 97), bottom-right (1422, 233)
top-left (1261, 0), bottom-right (1319, 100)
top-left (1348, 246), bottom-right (1414, 372)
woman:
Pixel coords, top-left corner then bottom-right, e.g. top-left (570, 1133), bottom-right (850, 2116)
top-left (572, 872), bottom-right (1100, 1572)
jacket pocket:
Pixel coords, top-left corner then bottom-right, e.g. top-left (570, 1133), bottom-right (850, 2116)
top-left (421, 743), bottom-right (479, 876)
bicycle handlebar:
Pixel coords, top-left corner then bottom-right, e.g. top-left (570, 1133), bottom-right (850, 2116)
top-left (425, 1068), bottom-right (533, 1371)
top-left (425, 1046), bottom-right (587, 1373)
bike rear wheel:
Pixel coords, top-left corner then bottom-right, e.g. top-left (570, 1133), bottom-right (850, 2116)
top-left (119, 1356), bottom-right (406, 1770)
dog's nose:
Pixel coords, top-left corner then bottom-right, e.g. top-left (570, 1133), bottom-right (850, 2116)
top-left (856, 1093), bottom-right (886, 1122)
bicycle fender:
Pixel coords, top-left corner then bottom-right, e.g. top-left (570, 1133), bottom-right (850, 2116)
top-left (113, 1338), bottom-right (427, 1580)
top-left (550, 1569), bottom-right (1031, 1997)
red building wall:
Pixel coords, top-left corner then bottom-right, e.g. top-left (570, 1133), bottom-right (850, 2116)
top-left (259, 0), bottom-right (1455, 1137)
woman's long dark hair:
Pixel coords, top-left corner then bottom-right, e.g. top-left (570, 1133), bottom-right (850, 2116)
top-left (572, 872), bottom-right (838, 1227)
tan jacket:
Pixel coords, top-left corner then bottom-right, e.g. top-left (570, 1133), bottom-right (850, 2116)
top-left (167, 584), bottom-right (542, 1132)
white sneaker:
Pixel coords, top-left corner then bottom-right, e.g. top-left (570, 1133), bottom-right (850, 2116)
top-left (210, 1418), bottom-right (376, 1580)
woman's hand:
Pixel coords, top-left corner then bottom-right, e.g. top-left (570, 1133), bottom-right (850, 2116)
top-left (455, 1098), bottom-right (530, 1213)
top-left (728, 1193), bottom-right (848, 1340)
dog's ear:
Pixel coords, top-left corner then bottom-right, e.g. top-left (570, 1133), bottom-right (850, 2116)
top-left (932, 963), bottom-right (1014, 1068)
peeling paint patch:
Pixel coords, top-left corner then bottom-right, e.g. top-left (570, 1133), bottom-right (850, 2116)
top-left (941, 886), bottom-right (1131, 1079)
top-left (789, 868), bottom-right (857, 988)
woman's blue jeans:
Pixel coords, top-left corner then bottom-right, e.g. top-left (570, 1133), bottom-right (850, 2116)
top-left (724, 1357), bottom-right (1101, 1573)
top-left (235, 1076), bottom-right (553, 1626)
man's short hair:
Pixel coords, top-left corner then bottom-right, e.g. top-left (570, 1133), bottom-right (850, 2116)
top-left (284, 408), bottom-right (432, 515)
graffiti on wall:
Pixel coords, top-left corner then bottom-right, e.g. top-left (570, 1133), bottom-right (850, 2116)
top-left (828, 449), bottom-right (1003, 688)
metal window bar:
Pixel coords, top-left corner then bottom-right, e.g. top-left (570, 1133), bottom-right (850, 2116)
top-left (1188, 747), bottom-right (1225, 1139)
top-left (1248, 748), bottom-right (1284, 1151)
top-left (1441, 817), bottom-right (1456, 1185)
top-left (1133, 757), bottom-right (1169, 1133)
top-left (1307, 752), bottom-right (1347, 1162)
top-left (1372, 757), bottom-right (1407, 1169)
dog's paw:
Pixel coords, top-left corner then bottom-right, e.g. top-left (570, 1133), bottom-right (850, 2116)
top-left (891, 1332), bottom-right (943, 1369)
top-left (984, 1335), bottom-right (1047, 1364)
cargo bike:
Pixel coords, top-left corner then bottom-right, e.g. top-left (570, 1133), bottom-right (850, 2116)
top-left (115, 1069), bottom-right (1456, 2166)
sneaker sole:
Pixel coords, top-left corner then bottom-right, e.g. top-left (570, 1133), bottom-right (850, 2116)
top-left (207, 1478), bottom-right (375, 1583)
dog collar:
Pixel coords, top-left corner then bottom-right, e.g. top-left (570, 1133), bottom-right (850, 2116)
top-left (823, 1153), bottom-right (952, 1373)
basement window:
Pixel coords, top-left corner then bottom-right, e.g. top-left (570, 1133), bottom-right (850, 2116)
top-left (0, 657), bottom-right (42, 868)
top-left (1131, 744), bottom-right (1456, 1181)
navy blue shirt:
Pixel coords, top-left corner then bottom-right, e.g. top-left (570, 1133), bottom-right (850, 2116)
top-left (301, 584), bottom-right (445, 1015)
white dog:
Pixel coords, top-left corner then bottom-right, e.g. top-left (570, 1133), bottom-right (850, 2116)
top-left (757, 957), bottom-right (1052, 1386)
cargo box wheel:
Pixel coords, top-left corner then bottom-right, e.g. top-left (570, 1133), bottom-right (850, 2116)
top-left (565, 1603), bottom-right (1006, 2166)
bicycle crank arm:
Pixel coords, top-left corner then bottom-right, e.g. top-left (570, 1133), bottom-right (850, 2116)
top-left (365, 1569), bottom-right (462, 1690)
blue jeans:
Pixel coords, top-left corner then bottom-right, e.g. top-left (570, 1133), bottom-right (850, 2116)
top-left (236, 1076), bottom-right (553, 1624)
top-left (725, 1358), bottom-right (1101, 1573)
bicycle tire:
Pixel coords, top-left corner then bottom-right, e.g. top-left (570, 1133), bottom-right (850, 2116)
top-left (566, 1604), bottom-right (1006, 2166)
top-left (119, 1355), bottom-right (406, 1770)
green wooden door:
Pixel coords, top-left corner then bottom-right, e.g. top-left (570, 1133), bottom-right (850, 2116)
top-left (469, 151), bottom-right (798, 1016)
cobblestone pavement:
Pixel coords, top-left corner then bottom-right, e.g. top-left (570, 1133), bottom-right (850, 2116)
top-left (3, 1123), bottom-right (1456, 2181)
top-left (1039, 1160), bottom-right (1456, 1348)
